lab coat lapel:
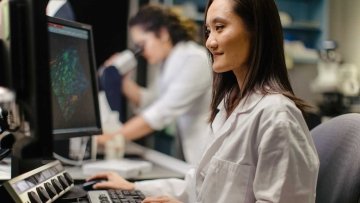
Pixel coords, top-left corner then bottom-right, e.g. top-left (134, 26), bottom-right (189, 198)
top-left (197, 92), bottom-right (265, 178)
top-left (197, 112), bottom-right (239, 177)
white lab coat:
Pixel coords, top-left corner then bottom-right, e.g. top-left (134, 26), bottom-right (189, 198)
top-left (139, 41), bottom-right (212, 165)
top-left (135, 91), bottom-right (319, 203)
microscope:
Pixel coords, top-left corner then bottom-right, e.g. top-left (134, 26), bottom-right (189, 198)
top-left (311, 40), bottom-right (360, 116)
top-left (0, 87), bottom-right (20, 161)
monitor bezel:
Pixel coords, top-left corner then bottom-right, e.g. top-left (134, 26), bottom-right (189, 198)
top-left (47, 16), bottom-right (102, 140)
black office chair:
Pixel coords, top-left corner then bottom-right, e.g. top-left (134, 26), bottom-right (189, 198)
top-left (311, 113), bottom-right (360, 203)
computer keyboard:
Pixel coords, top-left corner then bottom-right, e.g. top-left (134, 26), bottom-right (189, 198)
top-left (87, 189), bottom-right (145, 203)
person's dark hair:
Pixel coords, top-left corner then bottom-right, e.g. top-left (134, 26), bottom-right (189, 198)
top-left (205, 0), bottom-right (310, 122)
top-left (129, 4), bottom-right (198, 45)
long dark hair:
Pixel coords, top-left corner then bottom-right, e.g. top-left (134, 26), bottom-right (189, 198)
top-left (205, 0), bottom-right (309, 122)
top-left (129, 4), bottom-right (198, 45)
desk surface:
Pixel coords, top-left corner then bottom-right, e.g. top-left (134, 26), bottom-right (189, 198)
top-left (69, 142), bottom-right (190, 181)
top-left (66, 162), bottom-right (184, 181)
top-left (0, 143), bottom-right (190, 182)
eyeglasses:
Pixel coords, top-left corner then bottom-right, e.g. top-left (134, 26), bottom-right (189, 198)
top-left (132, 44), bottom-right (144, 56)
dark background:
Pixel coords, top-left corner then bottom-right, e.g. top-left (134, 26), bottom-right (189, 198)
top-left (68, 0), bottom-right (130, 68)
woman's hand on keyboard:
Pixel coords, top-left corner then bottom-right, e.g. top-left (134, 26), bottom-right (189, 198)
top-left (86, 171), bottom-right (135, 190)
top-left (142, 196), bottom-right (183, 203)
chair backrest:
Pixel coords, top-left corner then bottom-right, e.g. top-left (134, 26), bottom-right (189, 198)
top-left (311, 113), bottom-right (360, 203)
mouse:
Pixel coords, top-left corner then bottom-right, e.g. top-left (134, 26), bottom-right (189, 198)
top-left (82, 178), bottom-right (107, 191)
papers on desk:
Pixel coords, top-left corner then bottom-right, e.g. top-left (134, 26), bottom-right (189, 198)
top-left (82, 159), bottom-right (152, 178)
top-left (126, 142), bottom-right (192, 175)
top-left (0, 159), bottom-right (11, 180)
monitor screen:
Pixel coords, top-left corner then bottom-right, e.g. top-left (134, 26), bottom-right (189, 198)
top-left (47, 17), bottom-right (102, 140)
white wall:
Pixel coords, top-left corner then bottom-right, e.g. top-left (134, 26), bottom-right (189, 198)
top-left (329, 0), bottom-right (360, 67)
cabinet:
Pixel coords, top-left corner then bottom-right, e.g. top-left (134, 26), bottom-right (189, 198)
top-left (275, 0), bottom-right (328, 50)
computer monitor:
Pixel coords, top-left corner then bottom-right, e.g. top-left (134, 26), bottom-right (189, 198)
top-left (47, 17), bottom-right (102, 140)
top-left (1, 1), bottom-right (102, 173)
top-left (1, 0), bottom-right (53, 176)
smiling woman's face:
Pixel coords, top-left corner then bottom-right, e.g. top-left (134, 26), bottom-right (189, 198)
top-left (205, 0), bottom-right (251, 77)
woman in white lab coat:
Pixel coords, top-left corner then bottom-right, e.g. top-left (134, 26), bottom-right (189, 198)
top-left (89, 0), bottom-right (319, 202)
top-left (98, 4), bottom-right (212, 164)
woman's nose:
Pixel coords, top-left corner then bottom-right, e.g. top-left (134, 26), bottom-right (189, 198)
top-left (206, 36), bottom-right (218, 51)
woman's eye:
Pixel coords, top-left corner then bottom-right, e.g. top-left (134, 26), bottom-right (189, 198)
top-left (205, 28), bottom-right (211, 36)
top-left (215, 25), bottom-right (224, 31)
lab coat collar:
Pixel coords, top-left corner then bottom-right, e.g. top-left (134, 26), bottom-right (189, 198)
top-left (163, 41), bottom-right (187, 66)
top-left (217, 90), bottom-right (266, 114)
